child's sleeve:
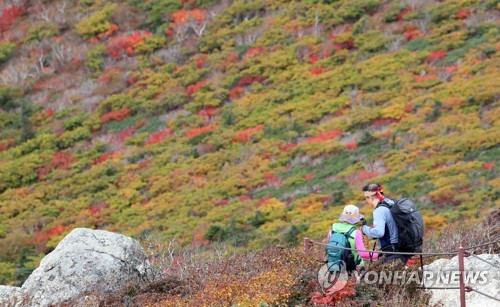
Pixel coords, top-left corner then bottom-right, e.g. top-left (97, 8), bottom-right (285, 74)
top-left (355, 230), bottom-right (379, 260)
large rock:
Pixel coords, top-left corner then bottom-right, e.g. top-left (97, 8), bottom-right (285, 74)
top-left (20, 228), bottom-right (152, 306)
top-left (0, 285), bottom-right (24, 306)
top-left (423, 254), bottom-right (500, 307)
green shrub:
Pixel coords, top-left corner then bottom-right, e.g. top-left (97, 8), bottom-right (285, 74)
top-left (26, 21), bottom-right (59, 43)
top-left (135, 36), bottom-right (167, 54)
top-left (129, 0), bottom-right (182, 30)
top-left (0, 86), bottom-right (21, 110)
top-left (406, 38), bottom-right (430, 51)
top-left (357, 30), bottom-right (388, 53)
top-left (56, 126), bottom-right (92, 149)
top-left (441, 48), bottom-right (467, 65)
top-left (0, 42), bottom-right (15, 65)
top-left (63, 115), bottom-right (85, 131)
top-left (75, 3), bottom-right (117, 39)
top-left (204, 224), bottom-right (228, 241)
top-left (284, 223), bottom-right (308, 245)
top-left (86, 44), bottom-right (106, 76)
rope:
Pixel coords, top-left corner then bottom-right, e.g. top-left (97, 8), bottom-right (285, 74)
top-left (417, 286), bottom-right (462, 290)
top-left (464, 240), bottom-right (500, 251)
top-left (470, 288), bottom-right (500, 302)
top-left (416, 287), bottom-right (500, 301)
top-left (469, 254), bottom-right (500, 269)
top-left (309, 240), bottom-right (458, 256)
top-left (308, 239), bottom-right (500, 257)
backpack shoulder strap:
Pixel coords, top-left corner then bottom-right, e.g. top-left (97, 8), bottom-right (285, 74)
top-left (345, 226), bottom-right (356, 239)
top-left (376, 202), bottom-right (391, 210)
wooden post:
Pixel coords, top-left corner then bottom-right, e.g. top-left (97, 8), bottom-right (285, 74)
top-left (304, 237), bottom-right (310, 255)
top-left (458, 246), bottom-right (466, 307)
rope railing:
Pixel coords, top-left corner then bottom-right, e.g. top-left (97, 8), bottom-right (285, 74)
top-left (464, 239), bottom-right (500, 251)
top-left (470, 288), bottom-right (500, 302)
top-left (304, 238), bottom-right (500, 306)
top-left (305, 239), bottom-right (500, 257)
top-left (468, 253), bottom-right (500, 269)
top-left (305, 239), bottom-right (459, 256)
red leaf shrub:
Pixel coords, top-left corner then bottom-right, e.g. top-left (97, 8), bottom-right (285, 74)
top-left (310, 67), bottom-right (323, 75)
top-left (413, 74), bottom-right (437, 82)
top-left (93, 151), bottom-right (123, 165)
top-left (238, 75), bottom-right (265, 87)
top-left (90, 202), bottom-right (109, 215)
top-left (306, 130), bottom-right (343, 144)
top-left (305, 174), bottom-right (314, 181)
top-left (230, 86), bottom-right (245, 100)
top-left (215, 199), bottom-right (229, 206)
top-left (263, 172), bottom-right (282, 188)
top-left (38, 151), bottom-right (77, 179)
top-left (358, 171), bottom-right (380, 180)
top-left (94, 152), bottom-right (112, 164)
top-left (105, 30), bottom-right (152, 59)
top-left (243, 47), bottom-right (266, 59)
top-left (331, 37), bottom-right (355, 51)
top-left (197, 107), bottom-right (217, 122)
top-left (195, 57), bottom-right (206, 69)
top-left (446, 65), bottom-right (459, 73)
top-left (171, 9), bottom-right (206, 25)
top-left (279, 143), bottom-right (297, 152)
top-left (0, 5), bottom-right (25, 33)
top-left (47, 224), bottom-right (67, 237)
top-left (98, 66), bottom-right (123, 84)
top-left (97, 23), bottom-right (119, 40)
top-left (483, 162), bottom-right (495, 170)
top-left (309, 54), bottom-right (319, 64)
top-left (311, 278), bottom-right (357, 304)
top-left (186, 79), bottom-right (206, 96)
top-left (456, 9), bottom-right (471, 19)
top-left (405, 26), bottom-right (424, 41)
top-left (373, 118), bottom-right (400, 125)
top-left (100, 107), bottom-right (132, 124)
top-left (345, 142), bottom-right (357, 150)
top-left (234, 124), bottom-right (265, 143)
top-left (145, 128), bottom-right (174, 146)
top-left (0, 139), bottom-right (15, 152)
top-left (396, 7), bottom-right (412, 21)
top-left (425, 50), bottom-right (447, 63)
top-left (185, 125), bottom-right (217, 139)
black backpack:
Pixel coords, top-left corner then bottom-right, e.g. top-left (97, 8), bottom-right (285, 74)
top-left (326, 226), bottom-right (358, 272)
top-left (378, 198), bottom-right (424, 253)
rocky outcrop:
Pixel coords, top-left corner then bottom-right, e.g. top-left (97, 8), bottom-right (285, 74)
top-left (1, 228), bottom-right (152, 306)
top-left (424, 254), bottom-right (500, 307)
top-left (0, 285), bottom-right (24, 306)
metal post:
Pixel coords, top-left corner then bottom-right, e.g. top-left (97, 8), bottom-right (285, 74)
top-left (458, 246), bottom-right (466, 307)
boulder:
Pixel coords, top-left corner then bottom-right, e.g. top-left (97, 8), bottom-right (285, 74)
top-left (20, 228), bottom-right (152, 306)
top-left (423, 254), bottom-right (500, 307)
top-left (0, 285), bottom-right (24, 306)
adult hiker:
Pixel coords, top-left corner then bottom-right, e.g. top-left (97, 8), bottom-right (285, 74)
top-left (361, 183), bottom-right (411, 265)
top-left (326, 204), bottom-right (379, 273)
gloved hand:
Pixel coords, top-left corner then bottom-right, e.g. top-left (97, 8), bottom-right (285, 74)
top-left (360, 217), bottom-right (367, 226)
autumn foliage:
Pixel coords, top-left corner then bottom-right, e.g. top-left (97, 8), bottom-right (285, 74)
top-left (0, 0), bottom-right (498, 293)
top-left (106, 31), bottom-right (153, 59)
top-left (0, 5), bottom-right (25, 33)
top-left (100, 107), bottom-right (132, 124)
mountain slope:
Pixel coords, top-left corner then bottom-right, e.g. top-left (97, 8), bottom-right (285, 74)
top-left (0, 0), bottom-right (498, 285)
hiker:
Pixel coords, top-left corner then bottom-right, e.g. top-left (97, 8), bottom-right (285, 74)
top-left (361, 183), bottom-right (411, 264)
top-left (326, 204), bottom-right (379, 272)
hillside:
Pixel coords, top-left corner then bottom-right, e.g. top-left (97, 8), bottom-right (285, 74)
top-left (0, 0), bottom-right (498, 286)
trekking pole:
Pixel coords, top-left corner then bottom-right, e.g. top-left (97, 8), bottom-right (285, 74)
top-left (369, 240), bottom-right (377, 264)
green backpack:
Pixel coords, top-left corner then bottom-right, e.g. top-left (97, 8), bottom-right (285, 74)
top-left (326, 226), bottom-right (357, 272)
